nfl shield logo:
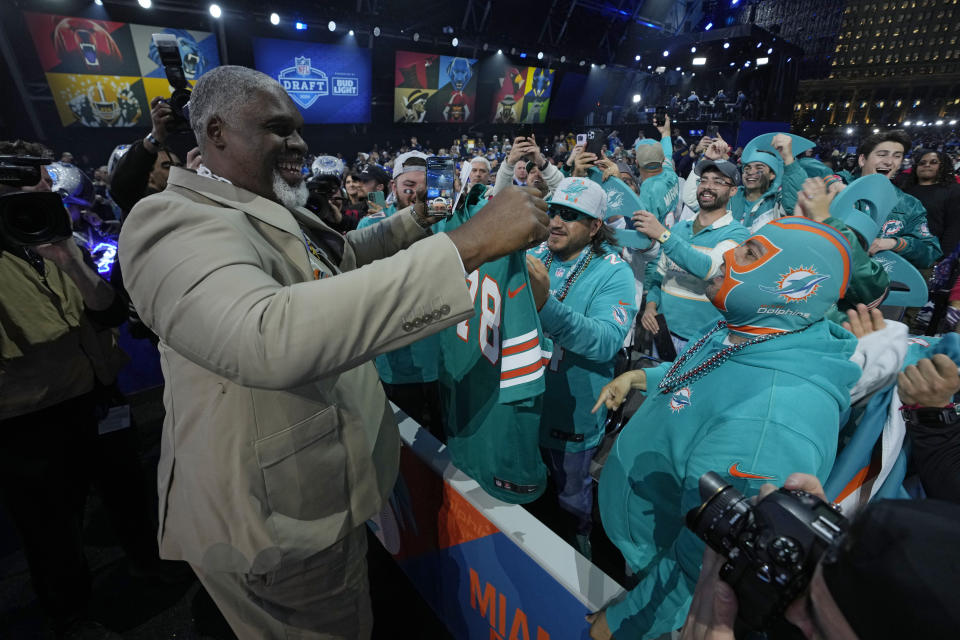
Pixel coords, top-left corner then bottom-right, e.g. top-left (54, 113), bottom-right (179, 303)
top-left (278, 57), bottom-right (329, 109)
top-left (296, 56), bottom-right (311, 75)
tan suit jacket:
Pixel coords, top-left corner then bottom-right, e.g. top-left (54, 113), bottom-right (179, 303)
top-left (119, 168), bottom-right (472, 574)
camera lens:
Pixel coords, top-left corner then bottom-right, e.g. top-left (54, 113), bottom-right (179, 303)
top-left (686, 471), bottom-right (754, 553)
top-left (7, 205), bottom-right (48, 235)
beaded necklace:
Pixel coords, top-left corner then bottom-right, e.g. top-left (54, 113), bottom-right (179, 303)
top-left (542, 245), bottom-right (593, 302)
top-left (657, 320), bottom-right (807, 394)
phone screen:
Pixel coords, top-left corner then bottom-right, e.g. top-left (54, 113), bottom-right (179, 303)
top-left (706, 124), bottom-right (719, 139)
top-left (576, 133), bottom-right (587, 147)
top-left (426, 156), bottom-right (455, 218)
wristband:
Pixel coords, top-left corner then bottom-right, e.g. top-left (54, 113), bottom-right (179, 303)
top-left (145, 132), bottom-right (161, 150)
top-left (900, 403), bottom-right (960, 426)
top-left (658, 230), bottom-right (671, 244)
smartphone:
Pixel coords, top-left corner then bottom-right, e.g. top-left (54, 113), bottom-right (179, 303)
top-left (585, 129), bottom-right (609, 158)
top-left (706, 124), bottom-right (719, 139)
top-left (653, 314), bottom-right (678, 361)
top-left (654, 108), bottom-right (667, 128)
top-left (517, 124), bottom-right (532, 141)
top-left (466, 139), bottom-right (476, 151)
top-left (576, 133), bottom-right (587, 147)
top-left (426, 156), bottom-right (455, 218)
top-left (367, 190), bottom-right (385, 208)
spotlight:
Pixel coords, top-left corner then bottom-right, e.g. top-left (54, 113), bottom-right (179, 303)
top-left (520, 52), bottom-right (526, 58)
top-left (690, 46), bottom-right (697, 53)
top-left (663, 50), bottom-right (669, 57)
top-left (560, 55), bottom-right (566, 62)
top-left (632, 94), bottom-right (641, 103)
top-left (579, 60), bottom-right (585, 66)
top-left (537, 51), bottom-right (543, 60)
top-left (767, 47), bottom-right (773, 54)
top-left (413, 32), bottom-right (420, 41)
top-left (483, 43), bottom-right (488, 51)
top-left (729, 62), bottom-right (735, 67)
top-left (452, 37), bottom-right (459, 46)
top-left (270, 12), bottom-right (279, 25)
top-left (600, 64), bottom-right (606, 69)
top-left (744, 61), bottom-right (751, 67)
top-left (787, 57), bottom-right (792, 62)
top-left (873, 128), bottom-right (880, 134)
top-left (937, 119), bottom-right (944, 125)
top-left (373, 26), bottom-right (381, 36)
top-left (138, 0), bottom-right (151, 7)
top-left (635, 54), bottom-right (641, 61)
top-left (756, 42), bottom-right (762, 48)
top-left (845, 127), bottom-right (853, 134)
top-left (497, 49), bottom-right (503, 55)
top-left (693, 57), bottom-right (706, 65)
top-left (590, 63), bottom-right (595, 68)
top-left (705, 22), bottom-right (713, 30)
top-left (209, 3), bottom-right (221, 18)
top-left (328, 20), bottom-right (336, 31)
top-left (511, 48), bottom-right (516, 55)
top-left (94, 0), bottom-right (103, 5)
top-left (904, 121), bottom-right (912, 126)
top-left (951, 120), bottom-right (958, 125)
top-left (348, 29), bottom-right (354, 36)
top-left (647, 65), bottom-right (652, 70)
top-left (723, 42), bottom-right (730, 49)
top-left (295, 21), bottom-right (307, 30)
top-left (675, 66), bottom-right (680, 71)
top-left (756, 57), bottom-right (769, 65)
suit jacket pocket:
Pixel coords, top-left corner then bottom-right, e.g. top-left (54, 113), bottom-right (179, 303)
top-left (254, 407), bottom-right (348, 521)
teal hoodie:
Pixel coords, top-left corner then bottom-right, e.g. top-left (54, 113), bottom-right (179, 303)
top-left (598, 319), bottom-right (860, 639)
top-left (837, 170), bottom-right (942, 268)
top-left (730, 160), bottom-right (806, 231)
top-left (357, 205), bottom-right (440, 383)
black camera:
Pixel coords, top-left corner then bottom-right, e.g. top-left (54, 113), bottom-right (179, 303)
top-left (685, 471), bottom-right (849, 633)
top-left (0, 156), bottom-right (73, 247)
top-left (151, 33), bottom-right (192, 130)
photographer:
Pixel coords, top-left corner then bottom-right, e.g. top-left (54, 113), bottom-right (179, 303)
top-left (678, 474), bottom-right (960, 640)
top-left (109, 96), bottom-right (189, 215)
top-left (0, 141), bottom-right (129, 637)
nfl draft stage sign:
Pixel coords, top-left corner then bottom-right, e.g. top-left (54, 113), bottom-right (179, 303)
top-left (368, 410), bottom-right (624, 639)
top-left (393, 51), bottom-right (478, 123)
top-left (252, 37), bottom-right (371, 124)
top-left (23, 12), bottom-right (220, 128)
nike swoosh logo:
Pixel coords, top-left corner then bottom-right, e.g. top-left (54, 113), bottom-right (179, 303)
top-left (508, 283), bottom-right (527, 298)
top-left (728, 463), bottom-right (775, 480)
top-left (618, 300), bottom-right (631, 306)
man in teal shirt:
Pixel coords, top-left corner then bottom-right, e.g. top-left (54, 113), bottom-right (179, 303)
top-left (526, 177), bottom-right (637, 558)
top-left (357, 151), bottom-right (443, 434)
top-left (633, 160), bottom-right (750, 353)
top-left (588, 217), bottom-right (861, 639)
top-left (681, 134), bottom-right (806, 232)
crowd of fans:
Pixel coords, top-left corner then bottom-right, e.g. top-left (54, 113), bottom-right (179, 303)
top-left (2, 64), bottom-right (960, 640)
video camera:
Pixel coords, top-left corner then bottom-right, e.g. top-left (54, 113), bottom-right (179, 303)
top-left (151, 33), bottom-right (192, 131)
top-left (685, 471), bottom-right (849, 634)
top-left (0, 156), bottom-right (73, 247)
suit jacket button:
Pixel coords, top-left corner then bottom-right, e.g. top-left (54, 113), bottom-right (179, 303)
top-left (402, 322), bottom-right (413, 332)
top-left (440, 304), bottom-right (451, 315)
top-left (422, 314), bottom-right (433, 323)
top-left (413, 318), bottom-right (423, 328)
top-left (432, 310), bottom-right (443, 321)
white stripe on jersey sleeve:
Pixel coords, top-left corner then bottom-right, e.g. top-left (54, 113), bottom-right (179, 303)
top-left (500, 368), bottom-right (546, 389)
top-left (502, 347), bottom-right (544, 373)
top-left (502, 329), bottom-right (539, 348)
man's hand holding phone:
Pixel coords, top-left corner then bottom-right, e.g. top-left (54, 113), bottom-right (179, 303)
top-left (572, 151), bottom-right (599, 177)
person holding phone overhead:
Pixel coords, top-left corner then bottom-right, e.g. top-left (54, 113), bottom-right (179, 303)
top-left (492, 133), bottom-right (564, 196)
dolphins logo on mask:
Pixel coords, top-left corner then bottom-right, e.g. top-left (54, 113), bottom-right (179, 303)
top-left (759, 267), bottom-right (831, 303)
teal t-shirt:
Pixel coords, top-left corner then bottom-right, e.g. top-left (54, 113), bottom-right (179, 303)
top-left (528, 243), bottom-right (637, 452)
top-left (357, 206), bottom-right (439, 383)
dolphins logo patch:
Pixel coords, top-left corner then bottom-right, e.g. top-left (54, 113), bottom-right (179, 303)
top-left (669, 387), bottom-right (692, 413)
top-left (759, 266), bottom-right (830, 303)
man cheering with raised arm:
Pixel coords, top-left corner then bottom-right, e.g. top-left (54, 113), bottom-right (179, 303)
top-left (119, 66), bottom-right (549, 639)
top-left (587, 217), bottom-right (861, 640)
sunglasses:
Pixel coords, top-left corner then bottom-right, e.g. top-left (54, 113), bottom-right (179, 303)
top-left (549, 205), bottom-right (589, 222)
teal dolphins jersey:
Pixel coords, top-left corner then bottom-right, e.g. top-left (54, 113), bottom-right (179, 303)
top-left (357, 206), bottom-right (440, 383)
top-left (437, 197), bottom-right (553, 504)
top-left (528, 243), bottom-right (637, 452)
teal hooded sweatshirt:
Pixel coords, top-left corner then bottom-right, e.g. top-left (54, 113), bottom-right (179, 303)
top-left (598, 319), bottom-right (860, 639)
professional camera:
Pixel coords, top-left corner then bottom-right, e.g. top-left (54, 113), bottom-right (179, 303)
top-left (0, 155), bottom-right (73, 247)
top-left (685, 471), bottom-right (849, 633)
top-left (151, 33), bottom-right (192, 130)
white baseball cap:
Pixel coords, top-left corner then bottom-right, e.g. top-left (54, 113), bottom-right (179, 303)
top-left (393, 150), bottom-right (429, 178)
top-left (547, 177), bottom-right (608, 220)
